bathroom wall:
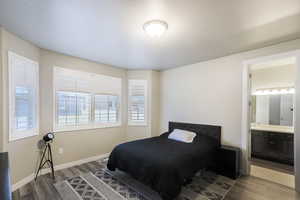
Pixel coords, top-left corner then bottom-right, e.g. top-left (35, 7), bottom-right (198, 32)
top-left (251, 64), bottom-right (297, 93)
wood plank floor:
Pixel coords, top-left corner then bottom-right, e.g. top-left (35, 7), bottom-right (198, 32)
top-left (12, 160), bottom-right (300, 200)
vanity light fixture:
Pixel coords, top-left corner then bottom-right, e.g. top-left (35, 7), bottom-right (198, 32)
top-left (253, 87), bottom-right (295, 95)
top-left (143, 20), bottom-right (168, 38)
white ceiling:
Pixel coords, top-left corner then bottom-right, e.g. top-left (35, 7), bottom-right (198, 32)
top-left (0, 0), bottom-right (300, 70)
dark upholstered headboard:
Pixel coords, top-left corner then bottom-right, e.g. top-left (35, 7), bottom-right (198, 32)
top-left (168, 121), bottom-right (221, 144)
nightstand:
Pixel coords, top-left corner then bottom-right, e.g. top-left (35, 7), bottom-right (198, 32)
top-left (216, 145), bottom-right (240, 179)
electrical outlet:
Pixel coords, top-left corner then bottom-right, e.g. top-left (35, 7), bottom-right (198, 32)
top-left (58, 148), bottom-right (64, 154)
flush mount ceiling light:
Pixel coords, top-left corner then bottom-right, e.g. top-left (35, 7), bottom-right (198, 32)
top-left (143, 20), bottom-right (168, 38)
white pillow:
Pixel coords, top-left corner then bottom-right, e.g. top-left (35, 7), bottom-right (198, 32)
top-left (168, 129), bottom-right (196, 143)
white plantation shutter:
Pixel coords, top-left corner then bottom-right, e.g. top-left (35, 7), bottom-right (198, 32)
top-left (53, 67), bottom-right (121, 130)
top-left (128, 80), bottom-right (147, 125)
top-left (54, 67), bottom-right (121, 94)
top-left (9, 52), bottom-right (39, 141)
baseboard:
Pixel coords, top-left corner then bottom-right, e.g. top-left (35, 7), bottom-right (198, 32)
top-left (12, 152), bottom-right (110, 192)
top-left (12, 174), bottom-right (35, 192)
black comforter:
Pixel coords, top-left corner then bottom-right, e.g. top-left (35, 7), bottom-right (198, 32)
top-left (107, 132), bottom-right (219, 200)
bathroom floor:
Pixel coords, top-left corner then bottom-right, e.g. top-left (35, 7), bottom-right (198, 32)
top-left (250, 158), bottom-right (294, 188)
top-left (251, 158), bottom-right (294, 174)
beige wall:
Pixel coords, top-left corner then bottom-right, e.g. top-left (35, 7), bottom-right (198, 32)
top-left (1, 29), bottom-right (41, 184)
top-left (39, 49), bottom-right (127, 168)
top-left (160, 39), bottom-right (300, 191)
top-left (151, 71), bottom-right (161, 137)
top-left (251, 64), bottom-right (297, 93)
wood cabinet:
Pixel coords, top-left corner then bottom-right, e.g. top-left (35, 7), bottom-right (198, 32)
top-left (251, 130), bottom-right (294, 165)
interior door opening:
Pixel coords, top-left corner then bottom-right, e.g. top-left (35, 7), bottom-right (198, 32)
top-left (248, 56), bottom-right (296, 188)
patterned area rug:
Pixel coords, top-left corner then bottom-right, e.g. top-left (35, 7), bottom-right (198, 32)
top-left (54, 159), bottom-right (235, 200)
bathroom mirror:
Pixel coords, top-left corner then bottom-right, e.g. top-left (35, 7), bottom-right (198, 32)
top-left (251, 94), bottom-right (294, 126)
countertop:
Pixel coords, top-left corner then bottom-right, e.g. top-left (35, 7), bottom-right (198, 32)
top-left (251, 124), bottom-right (294, 134)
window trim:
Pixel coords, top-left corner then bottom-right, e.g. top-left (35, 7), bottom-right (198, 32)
top-left (53, 122), bottom-right (122, 133)
top-left (8, 51), bottom-right (39, 142)
top-left (128, 79), bottom-right (148, 126)
top-left (52, 66), bottom-right (122, 132)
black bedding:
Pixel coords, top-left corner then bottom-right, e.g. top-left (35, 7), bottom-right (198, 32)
top-left (107, 122), bottom-right (220, 200)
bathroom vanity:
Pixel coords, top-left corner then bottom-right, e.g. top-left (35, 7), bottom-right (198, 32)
top-left (251, 125), bottom-right (294, 165)
top-left (251, 93), bottom-right (294, 166)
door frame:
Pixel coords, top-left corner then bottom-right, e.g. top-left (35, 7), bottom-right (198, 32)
top-left (241, 50), bottom-right (300, 191)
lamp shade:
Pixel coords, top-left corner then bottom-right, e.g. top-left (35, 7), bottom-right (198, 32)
top-left (43, 132), bottom-right (54, 142)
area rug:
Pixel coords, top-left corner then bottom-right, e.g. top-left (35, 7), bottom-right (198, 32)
top-left (54, 159), bottom-right (235, 200)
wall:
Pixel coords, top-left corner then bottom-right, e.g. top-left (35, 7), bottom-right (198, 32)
top-left (1, 29), bottom-right (41, 184)
top-left (160, 39), bottom-right (300, 191)
top-left (151, 71), bottom-right (160, 137)
top-left (251, 64), bottom-right (297, 93)
top-left (39, 49), bottom-right (128, 168)
top-left (160, 56), bottom-right (242, 147)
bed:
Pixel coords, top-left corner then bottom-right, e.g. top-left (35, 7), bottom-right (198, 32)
top-left (107, 122), bottom-right (221, 200)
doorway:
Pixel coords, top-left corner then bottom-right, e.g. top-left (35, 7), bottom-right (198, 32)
top-left (241, 50), bottom-right (300, 191)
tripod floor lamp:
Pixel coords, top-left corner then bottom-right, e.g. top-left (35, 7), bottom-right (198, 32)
top-left (35, 133), bottom-right (55, 181)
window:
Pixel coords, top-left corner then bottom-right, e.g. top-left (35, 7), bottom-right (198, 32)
top-left (15, 87), bottom-right (34, 130)
top-left (53, 67), bottom-right (122, 131)
top-left (57, 92), bottom-right (91, 127)
top-left (128, 79), bottom-right (147, 125)
top-left (95, 95), bottom-right (119, 123)
top-left (9, 52), bottom-right (39, 141)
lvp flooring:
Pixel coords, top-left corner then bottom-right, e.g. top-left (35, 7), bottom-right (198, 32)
top-left (12, 160), bottom-right (300, 200)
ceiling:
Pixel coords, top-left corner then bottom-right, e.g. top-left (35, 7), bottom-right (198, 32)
top-left (0, 0), bottom-right (300, 70)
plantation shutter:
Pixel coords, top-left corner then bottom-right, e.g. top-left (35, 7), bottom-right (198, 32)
top-left (128, 80), bottom-right (147, 125)
top-left (9, 52), bottom-right (39, 141)
top-left (53, 67), bottom-right (121, 130)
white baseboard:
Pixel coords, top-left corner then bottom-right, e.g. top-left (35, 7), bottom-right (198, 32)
top-left (12, 152), bottom-right (110, 192)
top-left (12, 174), bottom-right (35, 192)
